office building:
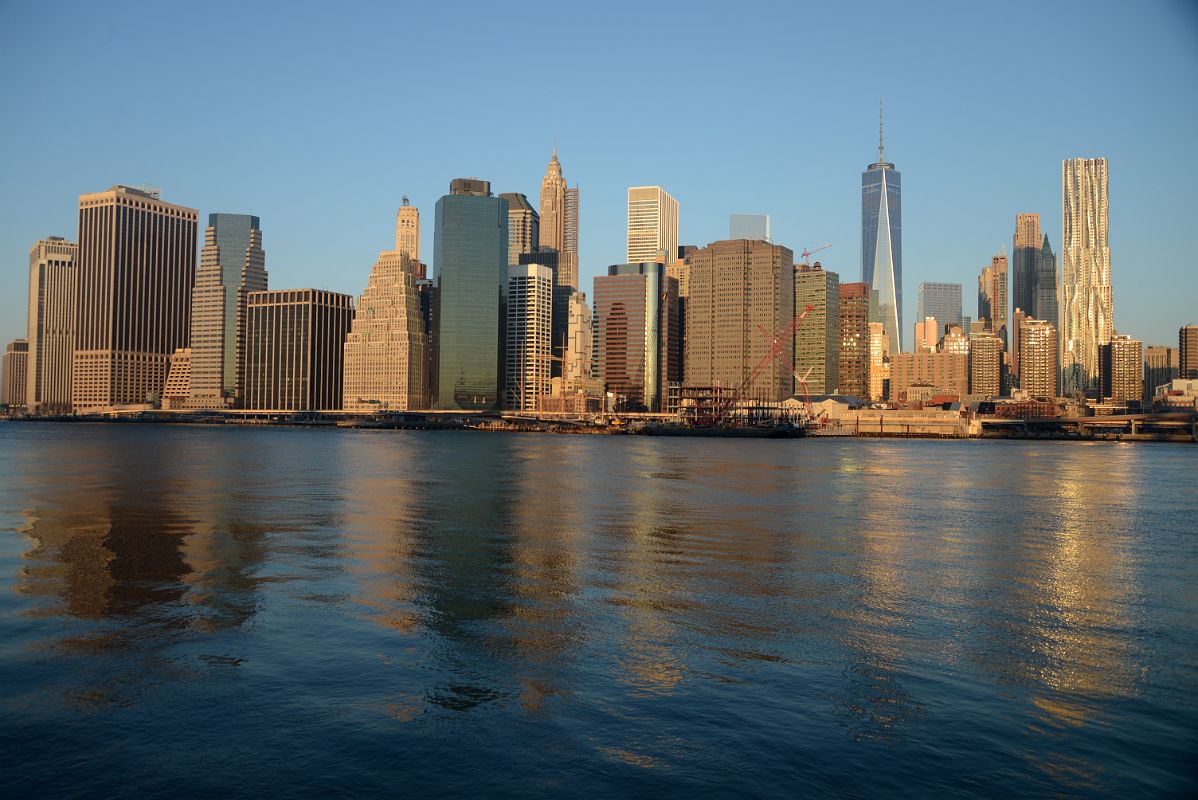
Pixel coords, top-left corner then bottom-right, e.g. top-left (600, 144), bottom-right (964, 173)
top-left (1011, 308), bottom-right (1026, 384)
top-left (916, 282), bottom-right (962, 334)
top-left (433, 178), bottom-right (508, 410)
top-left (505, 263), bottom-right (554, 410)
top-left (189, 213), bottom-right (268, 408)
top-left (978, 251), bottom-right (1009, 349)
top-left (1099, 334), bottom-right (1143, 405)
top-left (243, 289), bottom-right (354, 411)
top-left (343, 251), bottom-right (428, 411)
top-left (1061, 158), bottom-right (1113, 395)
top-left (563, 291), bottom-right (594, 393)
top-left (627, 186), bottom-right (679, 264)
top-left (1019, 317), bottom-right (1058, 399)
top-left (73, 186), bottom-right (198, 411)
top-left (499, 192), bottom-right (539, 266)
top-left (26, 237), bottom-right (77, 414)
top-left (794, 263), bottom-right (839, 394)
top-left (862, 103), bottom-right (902, 353)
top-left (868, 322), bottom-right (889, 401)
top-left (889, 350), bottom-right (968, 402)
top-left (685, 240), bottom-right (794, 402)
top-left (1181, 325), bottom-right (1198, 379)
top-left (970, 332), bottom-right (1003, 398)
top-left (1012, 214), bottom-right (1041, 320)
top-left (729, 214), bottom-right (771, 242)
top-left (163, 347), bottom-right (192, 409)
top-left (1143, 346), bottom-right (1176, 405)
top-left (396, 197), bottom-right (420, 261)
top-left (594, 262), bottom-right (678, 411)
top-left (914, 317), bottom-right (939, 352)
top-left (838, 282), bottom-right (871, 397)
top-left (539, 150), bottom-right (579, 290)
top-left (1035, 235), bottom-right (1058, 325)
top-left (2, 340), bottom-right (29, 411)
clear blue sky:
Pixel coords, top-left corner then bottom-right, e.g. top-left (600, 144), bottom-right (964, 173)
top-left (2, 0), bottom-right (1196, 349)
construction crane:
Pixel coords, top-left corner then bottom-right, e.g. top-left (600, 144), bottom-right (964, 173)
top-left (800, 243), bottom-right (832, 266)
top-left (715, 304), bottom-right (815, 424)
top-left (792, 366), bottom-right (820, 426)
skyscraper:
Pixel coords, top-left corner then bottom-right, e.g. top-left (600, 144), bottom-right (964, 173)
top-left (1180, 325), bottom-right (1198, 379)
top-left (243, 289), bottom-right (354, 411)
top-left (26, 237), bottom-right (77, 414)
top-left (1061, 157), bottom-right (1113, 395)
top-left (1019, 317), bottom-right (1059, 399)
top-left (729, 214), bottom-right (771, 242)
top-left (794, 263), bottom-right (839, 395)
top-left (343, 251), bottom-right (428, 411)
top-left (433, 178), bottom-right (508, 410)
top-left (73, 186), bottom-right (198, 412)
top-left (1035, 234), bottom-right (1059, 327)
top-left (1099, 334), bottom-right (1142, 404)
top-left (978, 252), bottom-right (1009, 349)
top-left (594, 263), bottom-right (678, 411)
top-left (1012, 213), bottom-right (1041, 319)
top-left (539, 150), bottom-right (579, 290)
top-left (861, 103), bottom-right (902, 354)
top-left (916, 282), bottom-right (962, 335)
top-left (499, 192), bottom-right (539, 266)
top-left (563, 291), bottom-right (594, 394)
top-left (838, 282), bottom-right (871, 397)
top-left (396, 197), bottom-right (420, 261)
top-left (2, 340), bottom-right (29, 411)
top-left (969, 333), bottom-right (1003, 398)
top-left (627, 186), bottom-right (679, 264)
top-left (189, 213), bottom-right (268, 408)
top-left (868, 322), bottom-right (889, 401)
top-left (1143, 345), bottom-right (1177, 405)
top-left (686, 240), bottom-right (794, 402)
top-left (505, 263), bottom-right (554, 410)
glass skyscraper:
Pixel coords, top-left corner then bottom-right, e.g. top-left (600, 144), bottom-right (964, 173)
top-left (915, 282), bottom-right (962, 334)
top-left (433, 179), bottom-right (508, 410)
top-left (861, 109), bottom-right (902, 354)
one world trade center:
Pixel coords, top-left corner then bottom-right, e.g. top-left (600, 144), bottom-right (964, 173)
top-left (861, 101), bottom-right (902, 354)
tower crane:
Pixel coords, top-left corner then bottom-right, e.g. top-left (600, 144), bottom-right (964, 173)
top-left (800, 243), bottom-right (832, 266)
top-left (715, 304), bottom-right (815, 424)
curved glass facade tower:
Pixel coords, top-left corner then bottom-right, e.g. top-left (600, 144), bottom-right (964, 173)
top-left (861, 109), bottom-right (902, 354)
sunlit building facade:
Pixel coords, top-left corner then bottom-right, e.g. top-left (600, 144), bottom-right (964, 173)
top-left (594, 262), bottom-right (678, 411)
top-left (1099, 334), bottom-right (1142, 405)
top-left (505, 264), bottom-right (554, 411)
top-left (2, 339), bottom-right (29, 411)
top-left (838, 282), bottom-right (871, 398)
top-left (1019, 317), bottom-right (1058, 399)
top-left (1061, 157), bottom-right (1113, 395)
top-left (862, 112), bottom-right (902, 354)
top-left (26, 237), bottom-right (77, 414)
top-left (627, 186), bottom-right (678, 264)
top-left (395, 197), bottom-right (420, 262)
top-left (794, 263), bottom-right (839, 395)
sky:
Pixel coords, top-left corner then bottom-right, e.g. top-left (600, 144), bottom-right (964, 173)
top-left (1, 0), bottom-right (1196, 350)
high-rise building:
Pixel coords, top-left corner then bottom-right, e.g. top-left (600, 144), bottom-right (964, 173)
top-left (914, 317), bottom-right (939, 352)
top-left (666, 249), bottom-right (692, 383)
top-left (539, 150), bottom-right (579, 291)
top-left (2, 340), bottom-right (29, 411)
top-left (433, 178), bottom-right (508, 410)
top-left (1012, 213), bottom-right (1041, 320)
top-left (868, 322), bottom-right (889, 401)
top-left (343, 251), bottom-right (428, 411)
top-left (1011, 308), bottom-right (1027, 385)
top-left (26, 237), bottom-right (77, 414)
top-left (1019, 317), bottom-right (1058, 399)
top-left (189, 213), bottom-right (267, 408)
top-left (794, 263), bottom-right (839, 395)
top-left (1180, 325), bottom-right (1198, 379)
top-left (1099, 334), bottom-right (1143, 405)
top-left (838, 282), bottom-right (871, 397)
top-left (889, 350), bottom-right (968, 402)
top-left (1035, 235), bottom-right (1058, 325)
top-left (396, 197), bottom-right (420, 262)
top-left (627, 186), bottom-right (679, 264)
top-left (969, 333), bottom-right (1003, 398)
top-left (1143, 346), bottom-right (1177, 406)
top-left (162, 347), bottom-right (192, 409)
top-left (978, 251), bottom-right (1009, 349)
top-left (594, 263), bottom-right (678, 411)
top-left (685, 240), bottom-right (794, 402)
top-left (243, 289), bottom-right (354, 411)
top-left (499, 192), bottom-right (539, 266)
top-left (563, 291), bottom-right (594, 393)
top-left (505, 263), bottom-right (554, 410)
top-left (1061, 158), bottom-right (1113, 395)
top-left (916, 282), bottom-right (962, 335)
top-left (862, 103), bottom-right (902, 354)
top-left (73, 186), bottom-right (197, 412)
top-left (939, 325), bottom-right (970, 356)
top-left (729, 214), bottom-right (771, 242)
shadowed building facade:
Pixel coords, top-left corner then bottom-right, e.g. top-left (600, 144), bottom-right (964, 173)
top-left (73, 186), bottom-right (197, 411)
top-left (26, 237), bottom-right (77, 414)
top-left (499, 192), bottom-right (539, 267)
top-left (794, 263), bottom-right (839, 395)
top-left (2, 339), bottom-right (29, 411)
top-left (1180, 325), bottom-right (1198, 379)
top-left (916, 282), bottom-right (962, 335)
top-left (189, 214), bottom-right (267, 408)
top-left (594, 263), bottom-right (679, 411)
top-left (1099, 334), bottom-right (1142, 405)
top-left (838, 282), bottom-right (872, 397)
top-left (243, 289), bottom-right (354, 411)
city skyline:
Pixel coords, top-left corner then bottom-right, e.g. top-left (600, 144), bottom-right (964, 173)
top-left (1, 2), bottom-right (1196, 352)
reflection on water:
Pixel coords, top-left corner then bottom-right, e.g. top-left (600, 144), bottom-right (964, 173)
top-left (1, 426), bottom-right (1196, 798)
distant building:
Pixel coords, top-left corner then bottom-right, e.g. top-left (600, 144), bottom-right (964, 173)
top-left (862, 104), bottom-right (902, 353)
top-left (838, 282), bottom-right (871, 398)
top-left (686, 240), bottom-right (794, 402)
top-left (189, 213), bottom-right (268, 408)
top-left (505, 263), bottom-right (554, 411)
top-left (26, 237), bottom-right (77, 414)
top-left (1061, 158), bottom-right (1113, 395)
top-left (978, 251), bottom-right (1009, 350)
top-left (396, 197), bottom-right (420, 262)
top-left (499, 192), bottom-right (539, 267)
top-left (939, 325), bottom-right (969, 356)
top-left (2, 339), bottom-right (29, 411)
top-left (594, 262), bottom-right (678, 411)
top-left (1180, 325), bottom-right (1198, 379)
top-left (914, 316), bottom-right (939, 352)
top-left (794, 263), bottom-right (839, 395)
top-left (1143, 345), bottom-right (1177, 406)
top-left (889, 350), bottom-right (968, 402)
top-left (563, 291), bottom-right (595, 394)
top-left (729, 214), bottom-right (771, 242)
top-left (343, 251), bottom-right (428, 411)
top-left (1012, 214), bottom-right (1041, 322)
top-left (1099, 334), bottom-right (1143, 405)
top-left (539, 150), bottom-right (578, 290)
top-left (627, 186), bottom-right (678, 264)
top-left (969, 332), bottom-right (1003, 398)
top-left (916, 282), bottom-right (962, 334)
top-left (868, 322), bottom-right (889, 401)
top-left (433, 178), bottom-right (507, 410)
top-left (1019, 317), bottom-right (1058, 399)
top-left (243, 289), bottom-right (354, 411)
top-left (73, 185), bottom-right (198, 411)
top-left (1035, 235), bottom-right (1058, 326)
top-left (163, 348), bottom-right (192, 409)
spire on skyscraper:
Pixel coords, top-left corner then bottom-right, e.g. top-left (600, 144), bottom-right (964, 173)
top-left (878, 97), bottom-right (884, 165)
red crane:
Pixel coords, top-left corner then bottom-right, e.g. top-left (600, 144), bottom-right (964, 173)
top-left (715, 304), bottom-right (815, 424)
